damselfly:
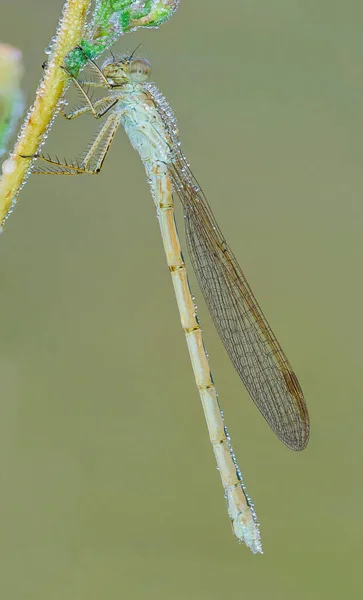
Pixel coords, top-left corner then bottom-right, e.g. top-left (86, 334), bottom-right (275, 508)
top-left (24, 48), bottom-right (310, 553)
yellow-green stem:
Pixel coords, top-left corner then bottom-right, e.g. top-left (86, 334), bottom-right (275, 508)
top-left (0, 0), bottom-right (91, 228)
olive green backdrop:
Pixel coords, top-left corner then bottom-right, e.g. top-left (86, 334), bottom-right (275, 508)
top-left (1, 1), bottom-right (362, 598)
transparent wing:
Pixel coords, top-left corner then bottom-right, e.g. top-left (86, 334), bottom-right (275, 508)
top-left (169, 159), bottom-right (310, 450)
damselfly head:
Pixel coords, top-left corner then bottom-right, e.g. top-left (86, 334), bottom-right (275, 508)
top-left (101, 56), bottom-right (152, 85)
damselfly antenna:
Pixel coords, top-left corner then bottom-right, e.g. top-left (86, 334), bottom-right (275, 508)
top-left (128, 43), bottom-right (142, 62)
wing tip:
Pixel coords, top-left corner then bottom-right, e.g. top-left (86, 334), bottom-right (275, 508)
top-left (281, 422), bottom-right (310, 451)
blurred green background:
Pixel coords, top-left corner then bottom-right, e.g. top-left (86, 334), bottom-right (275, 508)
top-left (1, 1), bottom-right (362, 598)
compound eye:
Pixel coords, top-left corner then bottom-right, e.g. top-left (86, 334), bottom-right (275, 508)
top-left (129, 58), bottom-right (152, 82)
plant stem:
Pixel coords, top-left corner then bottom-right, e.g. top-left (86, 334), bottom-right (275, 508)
top-left (0, 0), bottom-right (91, 228)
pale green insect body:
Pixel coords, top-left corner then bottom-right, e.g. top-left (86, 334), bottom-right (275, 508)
top-left (24, 51), bottom-right (309, 553)
top-left (103, 57), bottom-right (174, 173)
